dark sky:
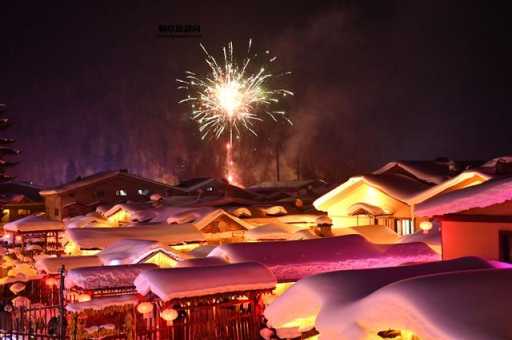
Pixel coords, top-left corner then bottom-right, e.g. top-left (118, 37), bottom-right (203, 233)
top-left (1, 1), bottom-right (511, 186)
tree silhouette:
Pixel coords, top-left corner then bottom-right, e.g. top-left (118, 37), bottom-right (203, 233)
top-left (0, 105), bottom-right (20, 183)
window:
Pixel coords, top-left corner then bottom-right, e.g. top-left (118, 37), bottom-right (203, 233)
top-left (116, 189), bottom-right (128, 197)
top-left (54, 208), bottom-right (60, 217)
top-left (17, 209), bottom-right (31, 216)
top-left (205, 186), bottom-right (214, 192)
top-left (137, 188), bottom-right (150, 196)
top-left (395, 219), bottom-right (414, 235)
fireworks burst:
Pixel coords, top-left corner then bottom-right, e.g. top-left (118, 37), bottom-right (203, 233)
top-left (177, 39), bottom-right (294, 141)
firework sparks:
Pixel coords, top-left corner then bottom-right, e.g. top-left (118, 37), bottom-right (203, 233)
top-left (177, 40), bottom-right (293, 186)
top-left (177, 39), bottom-right (293, 141)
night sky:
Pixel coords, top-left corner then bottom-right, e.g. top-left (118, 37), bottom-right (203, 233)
top-left (1, 1), bottom-right (510, 186)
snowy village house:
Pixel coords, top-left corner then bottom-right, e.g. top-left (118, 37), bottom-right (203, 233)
top-left (416, 175), bottom-right (512, 262)
top-left (313, 159), bottom-right (488, 235)
top-left (39, 169), bottom-right (181, 220)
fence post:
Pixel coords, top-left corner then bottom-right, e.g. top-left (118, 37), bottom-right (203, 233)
top-left (59, 265), bottom-right (66, 339)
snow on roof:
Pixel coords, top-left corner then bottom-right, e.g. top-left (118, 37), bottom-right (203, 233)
top-left (244, 223), bottom-right (310, 241)
top-left (482, 155), bottom-right (512, 168)
top-left (373, 160), bottom-right (458, 184)
top-left (36, 255), bottom-right (103, 274)
top-left (408, 169), bottom-right (492, 205)
top-left (132, 206), bottom-right (214, 224)
top-left (415, 176), bottom-right (512, 217)
top-left (347, 202), bottom-right (386, 216)
top-left (192, 209), bottom-right (254, 231)
top-left (40, 170), bottom-right (177, 195)
top-left (66, 223), bottom-right (205, 250)
top-left (317, 268), bottom-right (512, 339)
top-left (332, 225), bottom-right (400, 244)
top-left (66, 294), bottom-right (139, 313)
top-left (175, 256), bottom-right (229, 268)
top-left (63, 215), bottom-right (109, 229)
top-left (264, 257), bottom-right (493, 332)
top-left (101, 202), bottom-right (154, 220)
top-left (98, 239), bottom-right (182, 265)
top-left (3, 213), bottom-right (64, 233)
top-left (134, 262), bottom-right (276, 302)
top-left (65, 263), bottom-right (157, 290)
top-left (314, 174), bottom-right (431, 211)
top-left (208, 235), bottom-right (439, 281)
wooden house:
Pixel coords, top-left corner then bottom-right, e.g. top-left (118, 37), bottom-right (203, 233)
top-left (39, 170), bottom-right (181, 220)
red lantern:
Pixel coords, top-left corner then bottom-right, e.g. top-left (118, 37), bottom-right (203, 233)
top-left (137, 302), bottom-right (154, 319)
top-left (160, 308), bottom-right (178, 326)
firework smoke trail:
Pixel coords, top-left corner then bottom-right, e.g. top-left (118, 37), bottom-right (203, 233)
top-left (177, 40), bottom-right (293, 185)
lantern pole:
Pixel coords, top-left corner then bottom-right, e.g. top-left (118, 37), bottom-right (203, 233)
top-left (59, 265), bottom-right (66, 340)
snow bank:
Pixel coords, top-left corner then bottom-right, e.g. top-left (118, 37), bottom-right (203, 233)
top-left (209, 235), bottom-right (439, 281)
top-left (66, 294), bottom-right (139, 312)
top-left (318, 268), bottom-right (512, 339)
top-left (66, 223), bottom-right (205, 250)
top-left (265, 257), bottom-right (493, 333)
top-left (65, 263), bottom-right (157, 290)
top-left (135, 262), bottom-right (276, 302)
top-left (244, 223), bottom-right (307, 241)
top-left (332, 225), bottom-right (400, 244)
top-left (3, 213), bottom-right (64, 232)
top-left (36, 255), bottom-right (103, 274)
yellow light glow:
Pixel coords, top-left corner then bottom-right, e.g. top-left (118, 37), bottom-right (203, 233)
top-left (215, 80), bottom-right (243, 118)
top-left (107, 210), bottom-right (130, 226)
top-left (64, 241), bottom-right (80, 256)
top-left (280, 315), bottom-right (316, 332)
top-left (274, 282), bottom-right (294, 296)
top-left (171, 243), bottom-right (200, 252)
top-left (143, 251), bottom-right (177, 268)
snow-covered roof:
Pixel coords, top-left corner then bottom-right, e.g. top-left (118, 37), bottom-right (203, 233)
top-left (66, 223), bottom-right (205, 250)
top-left (66, 294), bottom-right (139, 313)
top-left (63, 215), bottom-right (109, 229)
top-left (65, 263), bottom-right (157, 290)
top-left (208, 235), bottom-right (439, 281)
top-left (192, 209), bottom-right (253, 231)
top-left (40, 170), bottom-right (177, 195)
top-left (373, 160), bottom-right (457, 184)
top-left (101, 202), bottom-right (155, 221)
top-left (408, 169), bottom-right (492, 205)
top-left (332, 225), bottom-right (400, 244)
top-left (3, 213), bottom-right (64, 233)
top-left (98, 239), bottom-right (182, 265)
top-left (314, 174), bottom-right (432, 211)
top-left (36, 255), bottom-right (103, 274)
top-left (415, 176), bottom-right (512, 217)
top-left (264, 257), bottom-right (494, 333)
top-left (134, 262), bottom-right (276, 302)
top-left (347, 202), bottom-right (386, 216)
top-left (316, 268), bottom-right (512, 339)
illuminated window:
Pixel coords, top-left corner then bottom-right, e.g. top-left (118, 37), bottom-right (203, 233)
top-left (17, 209), bottom-right (31, 216)
top-left (137, 188), bottom-right (150, 196)
top-left (116, 189), bottom-right (127, 196)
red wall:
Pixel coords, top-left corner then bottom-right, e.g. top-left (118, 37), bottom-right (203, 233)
top-left (442, 220), bottom-right (512, 260)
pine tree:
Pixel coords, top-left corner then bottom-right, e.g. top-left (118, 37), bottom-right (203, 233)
top-left (0, 104), bottom-right (20, 183)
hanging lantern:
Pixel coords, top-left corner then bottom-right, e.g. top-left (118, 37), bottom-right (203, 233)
top-left (12, 296), bottom-right (31, 308)
top-left (45, 277), bottom-right (58, 288)
top-left (78, 293), bottom-right (91, 302)
top-left (9, 282), bottom-right (26, 295)
top-left (137, 302), bottom-right (154, 319)
top-left (160, 308), bottom-right (178, 326)
top-left (419, 221), bottom-right (433, 234)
